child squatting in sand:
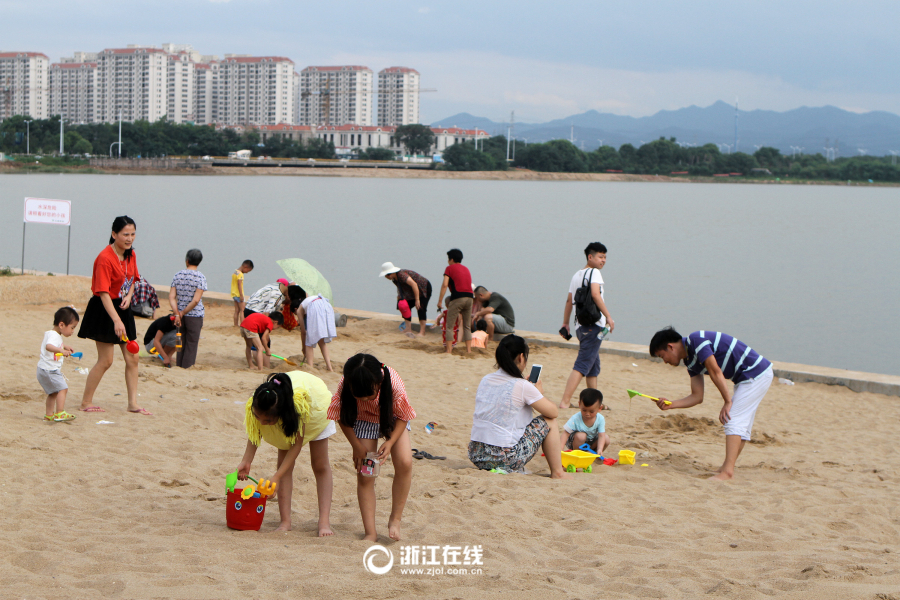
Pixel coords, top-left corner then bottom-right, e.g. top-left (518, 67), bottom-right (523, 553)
top-left (38, 307), bottom-right (80, 422)
top-left (560, 388), bottom-right (610, 455)
top-left (237, 372), bottom-right (336, 535)
top-left (239, 311), bottom-right (284, 370)
top-left (328, 353), bottom-right (415, 541)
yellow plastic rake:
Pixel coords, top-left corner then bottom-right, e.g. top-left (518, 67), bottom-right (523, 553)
top-left (626, 389), bottom-right (671, 405)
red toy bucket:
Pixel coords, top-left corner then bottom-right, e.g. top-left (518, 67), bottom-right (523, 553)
top-left (226, 489), bottom-right (268, 531)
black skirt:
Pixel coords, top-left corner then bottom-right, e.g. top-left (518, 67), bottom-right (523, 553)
top-left (78, 295), bottom-right (137, 344)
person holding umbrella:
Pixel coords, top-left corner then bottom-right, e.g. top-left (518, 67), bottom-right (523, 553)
top-left (379, 262), bottom-right (432, 337)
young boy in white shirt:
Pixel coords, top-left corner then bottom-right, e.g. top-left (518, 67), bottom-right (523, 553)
top-left (560, 388), bottom-right (610, 454)
top-left (38, 307), bottom-right (79, 422)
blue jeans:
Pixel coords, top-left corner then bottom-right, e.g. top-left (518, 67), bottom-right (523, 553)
top-left (573, 323), bottom-right (602, 377)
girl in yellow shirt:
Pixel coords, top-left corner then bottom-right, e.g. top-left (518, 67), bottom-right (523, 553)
top-left (236, 371), bottom-right (336, 535)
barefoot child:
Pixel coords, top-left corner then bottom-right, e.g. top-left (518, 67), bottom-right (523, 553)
top-left (327, 354), bottom-right (415, 541)
top-left (232, 260), bottom-right (254, 326)
top-left (38, 307), bottom-right (79, 422)
top-left (560, 388), bottom-right (610, 455)
top-left (649, 327), bottom-right (774, 480)
top-left (239, 311), bottom-right (283, 370)
top-left (236, 372), bottom-right (336, 534)
top-left (297, 292), bottom-right (337, 372)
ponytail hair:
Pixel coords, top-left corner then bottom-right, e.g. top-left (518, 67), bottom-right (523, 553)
top-left (339, 353), bottom-right (394, 438)
top-left (252, 373), bottom-right (299, 438)
top-left (495, 335), bottom-right (529, 379)
top-left (109, 215), bottom-right (136, 260)
top-left (287, 285), bottom-right (306, 312)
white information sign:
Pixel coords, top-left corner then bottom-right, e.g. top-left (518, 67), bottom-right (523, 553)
top-left (24, 197), bottom-right (71, 225)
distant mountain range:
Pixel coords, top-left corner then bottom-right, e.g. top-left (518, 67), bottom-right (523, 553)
top-left (432, 101), bottom-right (900, 157)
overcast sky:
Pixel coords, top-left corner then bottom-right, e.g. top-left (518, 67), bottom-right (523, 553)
top-left (2, 0), bottom-right (898, 123)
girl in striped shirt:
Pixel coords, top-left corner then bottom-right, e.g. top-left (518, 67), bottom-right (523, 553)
top-left (328, 353), bottom-right (415, 541)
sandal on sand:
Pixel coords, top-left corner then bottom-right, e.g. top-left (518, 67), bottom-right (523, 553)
top-left (80, 406), bottom-right (106, 413)
top-left (411, 449), bottom-right (446, 460)
top-left (44, 415), bottom-right (55, 421)
top-left (53, 411), bottom-right (77, 422)
top-left (129, 408), bottom-right (153, 416)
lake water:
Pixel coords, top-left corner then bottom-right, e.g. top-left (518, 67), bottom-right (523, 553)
top-left (1, 174), bottom-right (898, 376)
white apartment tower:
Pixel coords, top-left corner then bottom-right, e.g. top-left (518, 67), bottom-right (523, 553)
top-left (0, 52), bottom-right (50, 120)
top-left (95, 47), bottom-right (168, 123)
top-left (167, 53), bottom-right (195, 123)
top-left (49, 62), bottom-right (97, 123)
top-left (378, 67), bottom-right (420, 126)
top-left (212, 56), bottom-right (295, 125)
top-left (193, 63), bottom-right (214, 125)
top-left (299, 66), bottom-right (374, 126)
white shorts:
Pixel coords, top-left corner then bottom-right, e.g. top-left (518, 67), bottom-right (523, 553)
top-left (724, 366), bottom-right (773, 440)
top-left (312, 420), bottom-right (337, 442)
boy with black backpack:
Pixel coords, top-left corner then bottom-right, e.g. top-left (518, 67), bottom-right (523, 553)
top-left (559, 242), bottom-right (615, 408)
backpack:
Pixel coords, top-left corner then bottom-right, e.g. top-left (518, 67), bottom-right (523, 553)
top-left (574, 269), bottom-right (603, 327)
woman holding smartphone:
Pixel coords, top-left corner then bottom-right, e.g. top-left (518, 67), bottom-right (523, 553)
top-left (468, 335), bottom-right (570, 478)
top-left (78, 216), bottom-right (151, 415)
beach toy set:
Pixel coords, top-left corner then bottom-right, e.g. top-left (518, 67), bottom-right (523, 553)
top-left (560, 448), bottom-right (639, 472)
top-left (225, 471), bottom-right (277, 531)
top-left (121, 335), bottom-right (140, 355)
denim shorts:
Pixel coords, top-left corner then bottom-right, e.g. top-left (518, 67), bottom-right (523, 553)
top-left (573, 323), bottom-right (602, 377)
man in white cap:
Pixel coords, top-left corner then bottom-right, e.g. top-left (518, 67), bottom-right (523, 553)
top-left (380, 262), bottom-right (432, 337)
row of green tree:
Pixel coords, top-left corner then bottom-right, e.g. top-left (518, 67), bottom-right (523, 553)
top-left (441, 136), bottom-right (900, 182)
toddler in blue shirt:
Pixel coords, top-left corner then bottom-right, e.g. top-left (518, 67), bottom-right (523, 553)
top-left (560, 388), bottom-right (610, 455)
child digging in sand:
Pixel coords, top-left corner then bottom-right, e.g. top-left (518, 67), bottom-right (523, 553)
top-left (240, 311), bottom-right (284, 370)
top-left (328, 354), bottom-right (415, 541)
top-left (649, 327), bottom-right (774, 480)
top-left (296, 290), bottom-right (337, 372)
top-left (38, 307), bottom-right (79, 422)
top-left (232, 259), bottom-right (254, 326)
top-left (560, 389), bottom-right (610, 455)
top-left (236, 372), bottom-right (336, 535)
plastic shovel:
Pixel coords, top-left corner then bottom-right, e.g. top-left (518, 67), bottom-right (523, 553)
top-left (226, 470), bottom-right (258, 493)
top-left (626, 389), bottom-right (671, 405)
top-left (121, 334), bottom-right (140, 355)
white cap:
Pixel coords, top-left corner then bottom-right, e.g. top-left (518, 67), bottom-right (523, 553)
top-left (379, 262), bottom-right (401, 277)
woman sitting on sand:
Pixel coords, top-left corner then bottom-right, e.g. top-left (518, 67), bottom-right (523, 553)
top-left (77, 216), bottom-right (150, 415)
top-left (468, 335), bottom-right (570, 478)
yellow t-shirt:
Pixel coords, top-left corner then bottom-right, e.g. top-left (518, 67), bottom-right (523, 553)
top-left (231, 270), bottom-right (244, 298)
top-left (244, 371), bottom-right (333, 450)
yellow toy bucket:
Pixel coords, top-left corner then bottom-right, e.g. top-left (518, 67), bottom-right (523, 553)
top-left (618, 449), bottom-right (636, 465)
top-left (561, 450), bottom-right (599, 473)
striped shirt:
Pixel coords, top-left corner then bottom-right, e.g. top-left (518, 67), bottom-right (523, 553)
top-left (684, 331), bottom-right (772, 384)
top-left (328, 366), bottom-right (416, 424)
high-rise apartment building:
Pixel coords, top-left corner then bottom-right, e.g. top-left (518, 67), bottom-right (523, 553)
top-left (193, 63), bottom-right (214, 125)
top-left (298, 66), bottom-right (374, 126)
top-left (49, 61), bottom-right (97, 123)
top-left (377, 67), bottom-right (420, 126)
top-left (211, 56), bottom-right (295, 125)
top-left (167, 53), bottom-right (195, 123)
top-left (95, 47), bottom-right (168, 123)
top-left (0, 52), bottom-right (50, 120)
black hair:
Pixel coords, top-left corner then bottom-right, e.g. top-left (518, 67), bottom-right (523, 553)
top-left (339, 353), bottom-right (394, 438)
top-left (252, 373), bottom-right (299, 438)
top-left (447, 248), bottom-right (463, 263)
top-left (268, 311), bottom-right (285, 326)
top-left (473, 285), bottom-right (487, 295)
top-left (242, 259), bottom-right (254, 269)
top-left (53, 306), bottom-right (79, 326)
top-left (579, 388), bottom-right (604, 407)
top-left (495, 335), bottom-right (529, 379)
top-left (584, 242), bottom-right (607, 259)
top-left (475, 319), bottom-right (488, 332)
top-left (109, 216), bottom-right (136, 260)
top-left (649, 326), bottom-right (683, 357)
top-left (287, 285), bottom-right (306, 312)
top-left (185, 248), bottom-right (203, 266)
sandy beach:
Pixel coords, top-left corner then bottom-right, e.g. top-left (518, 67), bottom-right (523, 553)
top-left (1, 275), bottom-right (898, 599)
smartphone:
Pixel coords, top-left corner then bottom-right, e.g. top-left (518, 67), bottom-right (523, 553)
top-left (528, 364), bottom-right (543, 383)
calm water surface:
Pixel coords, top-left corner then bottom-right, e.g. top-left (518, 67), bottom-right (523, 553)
top-left (1, 174), bottom-right (898, 376)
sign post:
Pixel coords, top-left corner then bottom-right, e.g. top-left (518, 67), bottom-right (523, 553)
top-left (23, 198), bottom-right (72, 275)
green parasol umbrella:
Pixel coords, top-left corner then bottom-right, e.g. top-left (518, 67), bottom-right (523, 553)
top-left (277, 258), bottom-right (333, 304)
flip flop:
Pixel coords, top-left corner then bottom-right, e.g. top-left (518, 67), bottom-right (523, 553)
top-left (128, 408), bottom-right (153, 416)
top-left (80, 406), bottom-right (106, 413)
top-left (411, 449), bottom-right (446, 460)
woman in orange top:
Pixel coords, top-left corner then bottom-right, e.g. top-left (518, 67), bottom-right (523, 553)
top-left (77, 216), bottom-right (150, 415)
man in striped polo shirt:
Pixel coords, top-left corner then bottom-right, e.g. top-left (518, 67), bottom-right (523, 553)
top-left (649, 327), bottom-right (774, 480)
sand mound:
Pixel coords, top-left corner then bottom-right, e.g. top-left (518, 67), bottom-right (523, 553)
top-left (0, 275), bottom-right (93, 305)
top-left (642, 413), bottom-right (719, 434)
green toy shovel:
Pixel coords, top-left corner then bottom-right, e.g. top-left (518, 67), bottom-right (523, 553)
top-left (626, 389), bottom-right (671, 405)
top-left (226, 471), bottom-right (259, 493)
